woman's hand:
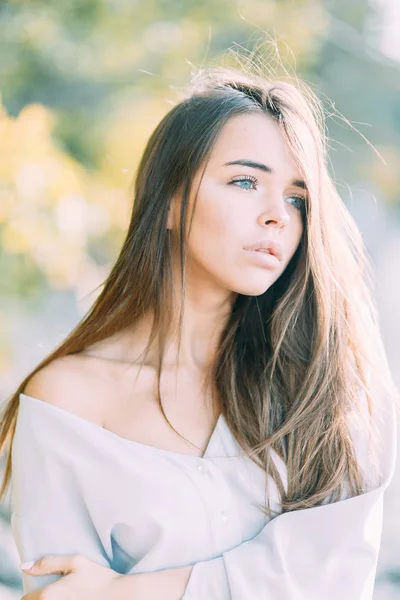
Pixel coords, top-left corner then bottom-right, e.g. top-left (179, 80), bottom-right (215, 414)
top-left (20, 553), bottom-right (122, 600)
top-left (20, 554), bottom-right (193, 599)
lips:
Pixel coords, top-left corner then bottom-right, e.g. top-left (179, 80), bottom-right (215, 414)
top-left (244, 247), bottom-right (280, 269)
top-left (243, 239), bottom-right (283, 261)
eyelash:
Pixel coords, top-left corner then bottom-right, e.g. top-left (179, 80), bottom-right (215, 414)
top-left (228, 175), bottom-right (307, 211)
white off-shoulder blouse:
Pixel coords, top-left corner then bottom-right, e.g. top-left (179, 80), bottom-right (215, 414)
top-left (10, 390), bottom-right (397, 599)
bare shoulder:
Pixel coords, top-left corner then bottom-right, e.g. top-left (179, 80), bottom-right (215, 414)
top-left (22, 354), bottom-right (107, 426)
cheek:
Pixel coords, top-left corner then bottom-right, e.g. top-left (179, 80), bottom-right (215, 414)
top-left (280, 216), bottom-right (303, 265)
top-left (292, 214), bottom-right (305, 251)
top-left (188, 188), bottom-right (244, 258)
top-left (188, 207), bottom-right (236, 269)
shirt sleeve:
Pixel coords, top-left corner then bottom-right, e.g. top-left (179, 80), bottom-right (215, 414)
top-left (10, 398), bottom-right (112, 595)
top-left (182, 392), bottom-right (398, 600)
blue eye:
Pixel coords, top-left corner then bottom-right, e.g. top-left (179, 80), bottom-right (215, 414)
top-left (228, 176), bottom-right (258, 192)
top-left (288, 195), bottom-right (307, 211)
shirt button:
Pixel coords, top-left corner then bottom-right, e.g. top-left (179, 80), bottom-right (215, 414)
top-left (197, 463), bottom-right (206, 474)
top-left (221, 510), bottom-right (229, 522)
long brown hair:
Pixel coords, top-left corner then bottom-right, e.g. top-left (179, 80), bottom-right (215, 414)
top-left (1, 52), bottom-right (399, 519)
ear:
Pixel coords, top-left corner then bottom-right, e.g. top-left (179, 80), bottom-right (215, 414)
top-left (166, 204), bottom-right (174, 230)
top-left (166, 190), bottom-right (181, 230)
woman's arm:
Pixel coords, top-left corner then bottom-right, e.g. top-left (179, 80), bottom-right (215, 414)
top-left (10, 379), bottom-right (118, 595)
top-left (11, 447), bottom-right (112, 594)
top-left (181, 482), bottom-right (386, 599)
top-left (180, 393), bottom-right (398, 600)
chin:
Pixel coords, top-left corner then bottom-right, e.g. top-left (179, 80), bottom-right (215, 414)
top-left (231, 276), bottom-right (278, 297)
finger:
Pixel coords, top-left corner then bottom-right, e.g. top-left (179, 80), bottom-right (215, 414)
top-left (20, 554), bottom-right (85, 576)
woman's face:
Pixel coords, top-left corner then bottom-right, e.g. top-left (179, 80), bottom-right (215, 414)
top-left (168, 112), bottom-right (307, 297)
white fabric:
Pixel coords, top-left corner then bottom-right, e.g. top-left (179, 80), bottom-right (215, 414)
top-left (10, 390), bottom-right (397, 598)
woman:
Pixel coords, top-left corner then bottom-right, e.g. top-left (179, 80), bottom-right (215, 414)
top-left (0, 62), bottom-right (398, 599)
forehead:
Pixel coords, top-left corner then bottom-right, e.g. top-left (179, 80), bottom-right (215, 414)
top-left (207, 113), bottom-right (304, 182)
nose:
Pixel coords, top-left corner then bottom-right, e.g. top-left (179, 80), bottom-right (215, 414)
top-left (258, 196), bottom-right (291, 229)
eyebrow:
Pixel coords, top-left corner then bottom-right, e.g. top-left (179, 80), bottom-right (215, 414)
top-left (223, 159), bottom-right (308, 191)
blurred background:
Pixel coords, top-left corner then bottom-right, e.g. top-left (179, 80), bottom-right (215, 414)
top-left (0, 0), bottom-right (399, 598)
